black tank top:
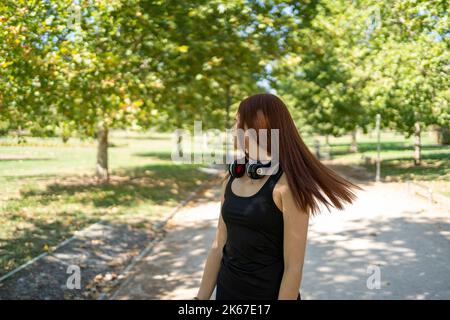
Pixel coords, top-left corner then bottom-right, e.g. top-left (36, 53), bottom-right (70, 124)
top-left (217, 166), bottom-right (294, 300)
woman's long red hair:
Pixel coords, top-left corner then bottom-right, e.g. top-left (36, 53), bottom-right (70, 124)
top-left (225, 93), bottom-right (361, 216)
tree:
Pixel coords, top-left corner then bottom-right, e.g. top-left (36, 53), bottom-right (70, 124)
top-left (270, 0), bottom-right (449, 164)
top-left (2, 0), bottom-right (321, 179)
top-left (361, 0), bottom-right (449, 164)
top-left (0, 1), bottom-right (66, 138)
top-left (146, 0), bottom-right (318, 132)
top-left (270, 0), bottom-right (372, 147)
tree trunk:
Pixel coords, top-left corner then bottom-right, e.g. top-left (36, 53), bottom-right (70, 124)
top-left (414, 122), bottom-right (421, 166)
top-left (176, 134), bottom-right (183, 158)
top-left (325, 134), bottom-right (329, 145)
top-left (438, 125), bottom-right (450, 145)
top-left (96, 124), bottom-right (109, 182)
top-left (350, 129), bottom-right (358, 153)
top-left (225, 84), bottom-right (231, 130)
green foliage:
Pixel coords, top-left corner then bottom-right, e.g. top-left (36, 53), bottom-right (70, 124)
top-left (272, 0), bottom-right (449, 137)
top-left (1, 0), bottom-right (447, 139)
top-left (1, 0), bottom-right (314, 136)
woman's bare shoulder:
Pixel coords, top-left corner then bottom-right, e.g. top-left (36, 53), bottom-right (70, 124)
top-left (273, 172), bottom-right (289, 211)
top-left (274, 172), bottom-right (290, 194)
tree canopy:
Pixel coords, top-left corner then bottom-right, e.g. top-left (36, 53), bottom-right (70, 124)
top-left (1, 0), bottom-right (448, 176)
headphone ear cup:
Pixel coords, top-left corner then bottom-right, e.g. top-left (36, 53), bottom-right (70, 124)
top-left (246, 161), bottom-right (272, 179)
top-left (235, 163), bottom-right (246, 177)
top-left (246, 163), bottom-right (260, 179)
top-left (229, 160), bottom-right (246, 178)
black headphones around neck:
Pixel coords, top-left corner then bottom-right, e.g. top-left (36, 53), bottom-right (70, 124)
top-left (228, 157), bottom-right (278, 180)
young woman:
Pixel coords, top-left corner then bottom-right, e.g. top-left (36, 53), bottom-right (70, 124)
top-left (195, 93), bottom-right (361, 300)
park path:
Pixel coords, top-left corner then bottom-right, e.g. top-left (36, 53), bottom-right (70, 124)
top-left (109, 182), bottom-right (223, 300)
top-left (111, 174), bottom-right (450, 300)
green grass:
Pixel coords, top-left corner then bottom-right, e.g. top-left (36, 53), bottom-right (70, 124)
top-left (0, 131), bottom-right (214, 276)
top-left (303, 130), bottom-right (450, 196)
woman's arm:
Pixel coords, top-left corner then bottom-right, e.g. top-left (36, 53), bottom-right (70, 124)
top-left (277, 176), bottom-right (310, 300)
top-left (195, 177), bottom-right (228, 300)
